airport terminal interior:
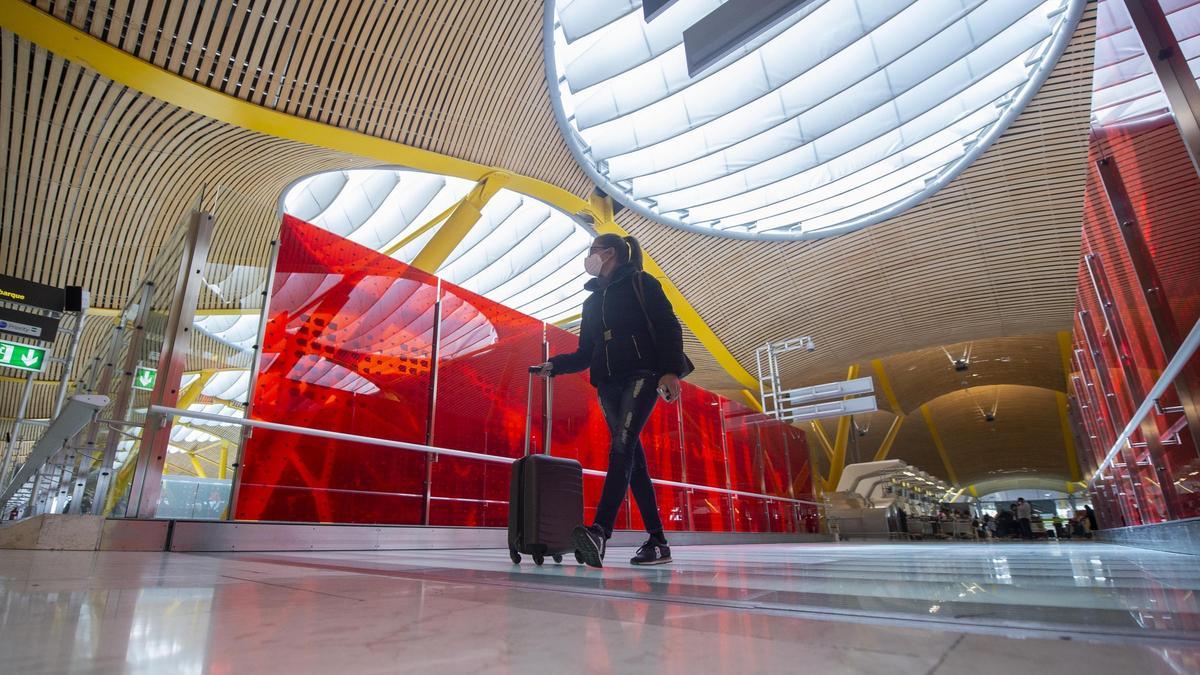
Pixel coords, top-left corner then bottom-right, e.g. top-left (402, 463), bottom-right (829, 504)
top-left (0, 0), bottom-right (1198, 672)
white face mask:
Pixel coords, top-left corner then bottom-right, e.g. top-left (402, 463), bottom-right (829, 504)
top-left (584, 252), bottom-right (605, 276)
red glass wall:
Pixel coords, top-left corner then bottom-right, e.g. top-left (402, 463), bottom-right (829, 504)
top-left (1069, 0), bottom-right (1200, 527)
top-left (236, 215), bottom-right (816, 531)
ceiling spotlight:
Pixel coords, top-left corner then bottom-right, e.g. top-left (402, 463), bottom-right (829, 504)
top-left (985, 412), bottom-right (996, 422)
top-left (954, 358), bottom-right (969, 372)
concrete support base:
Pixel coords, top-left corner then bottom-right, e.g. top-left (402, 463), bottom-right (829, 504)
top-left (0, 514), bottom-right (105, 550)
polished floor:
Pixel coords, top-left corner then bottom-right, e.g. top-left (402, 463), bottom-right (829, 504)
top-left (0, 541), bottom-right (1197, 674)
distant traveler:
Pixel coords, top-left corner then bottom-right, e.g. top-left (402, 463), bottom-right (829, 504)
top-left (996, 506), bottom-right (1014, 538)
top-left (536, 233), bottom-right (690, 568)
top-left (1016, 498), bottom-right (1033, 540)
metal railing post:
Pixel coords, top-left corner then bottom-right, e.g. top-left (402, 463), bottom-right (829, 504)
top-left (126, 211), bottom-right (214, 518)
top-left (226, 239), bottom-right (279, 521)
top-left (0, 370), bottom-right (35, 486)
top-left (92, 282), bottom-right (154, 512)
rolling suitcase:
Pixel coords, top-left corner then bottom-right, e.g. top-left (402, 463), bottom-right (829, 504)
top-left (508, 366), bottom-right (583, 566)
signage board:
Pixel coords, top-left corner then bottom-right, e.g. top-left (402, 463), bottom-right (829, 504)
top-left (0, 339), bottom-right (48, 373)
top-left (0, 274), bottom-right (65, 312)
top-left (0, 307), bottom-right (60, 342)
top-left (133, 365), bottom-right (158, 391)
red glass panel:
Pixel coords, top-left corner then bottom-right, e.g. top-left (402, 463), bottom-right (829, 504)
top-left (765, 499), bottom-right (795, 533)
top-left (1073, 2), bottom-right (1200, 528)
top-left (428, 283), bottom-right (546, 527)
top-left (628, 485), bottom-right (689, 532)
top-left (236, 216), bottom-right (437, 524)
top-left (721, 399), bottom-right (762, 494)
top-left (731, 496), bottom-right (769, 532)
top-left (642, 400), bottom-right (685, 483)
top-left (680, 383), bottom-right (728, 493)
top-left (785, 425), bottom-right (816, 501)
top-left (688, 489), bottom-right (732, 532)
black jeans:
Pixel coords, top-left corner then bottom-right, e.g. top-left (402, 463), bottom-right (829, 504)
top-left (1018, 518), bottom-right (1033, 539)
top-left (592, 374), bottom-right (663, 539)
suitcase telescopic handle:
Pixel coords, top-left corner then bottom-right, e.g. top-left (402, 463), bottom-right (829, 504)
top-left (524, 366), bottom-right (553, 456)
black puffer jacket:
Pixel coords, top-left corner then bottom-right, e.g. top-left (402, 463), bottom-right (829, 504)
top-left (549, 264), bottom-right (686, 386)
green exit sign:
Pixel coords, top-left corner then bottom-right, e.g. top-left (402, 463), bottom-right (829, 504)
top-left (133, 365), bottom-right (158, 391)
top-left (0, 339), bottom-right (47, 373)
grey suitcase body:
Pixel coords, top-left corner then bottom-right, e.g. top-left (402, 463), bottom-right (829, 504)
top-left (508, 367), bottom-right (583, 565)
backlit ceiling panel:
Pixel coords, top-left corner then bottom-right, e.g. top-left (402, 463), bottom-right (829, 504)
top-left (545, 0), bottom-right (1086, 239)
top-left (283, 169), bottom-right (594, 324)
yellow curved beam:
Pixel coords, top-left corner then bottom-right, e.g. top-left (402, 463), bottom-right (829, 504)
top-left (411, 172), bottom-right (510, 272)
top-left (919, 404), bottom-right (960, 486)
top-left (2, 0), bottom-right (755, 389)
top-left (823, 364), bottom-right (860, 492)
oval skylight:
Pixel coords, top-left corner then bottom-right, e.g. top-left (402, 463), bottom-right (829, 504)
top-left (545, 0), bottom-right (1086, 239)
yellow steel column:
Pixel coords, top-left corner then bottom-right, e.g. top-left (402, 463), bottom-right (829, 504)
top-left (869, 359), bottom-right (904, 461)
top-left (809, 421), bottom-right (834, 461)
top-left (968, 485), bottom-right (979, 498)
top-left (869, 359), bottom-right (902, 414)
top-left (410, 172), bottom-right (510, 273)
top-left (381, 199), bottom-right (463, 258)
top-left (1056, 392), bottom-right (1083, 483)
top-left (188, 453), bottom-right (207, 478)
top-left (823, 364), bottom-right (860, 491)
top-left (177, 369), bottom-right (214, 410)
top-left (919, 404), bottom-right (960, 486)
top-left (218, 442), bottom-right (229, 480)
top-left (873, 417), bottom-right (903, 462)
top-left (103, 453), bottom-right (139, 516)
top-left (740, 390), bottom-right (764, 413)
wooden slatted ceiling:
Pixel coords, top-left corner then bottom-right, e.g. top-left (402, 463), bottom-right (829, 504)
top-left (800, 333), bottom-right (1075, 486)
top-left (1, 3), bottom-right (1101, 484)
top-left (24, 0), bottom-right (591, 196)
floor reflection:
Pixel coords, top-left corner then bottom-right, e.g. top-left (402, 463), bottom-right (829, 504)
top-left (0, 543), bottom-right (1195, 674)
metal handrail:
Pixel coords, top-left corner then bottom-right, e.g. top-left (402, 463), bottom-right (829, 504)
top-left (1092, 315), bottom-right (1200, 480)
top-left (149, 404), bottom-right (824, 507)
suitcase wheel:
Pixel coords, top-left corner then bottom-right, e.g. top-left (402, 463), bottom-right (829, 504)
top-left (574, 550), bottom-right (584, 564)
top-left (552, 554), bottom-right (563, 564)
top-left (533, 554), bottom-right (545, 566)
top-left (509, 549), bottom-right (521, 565)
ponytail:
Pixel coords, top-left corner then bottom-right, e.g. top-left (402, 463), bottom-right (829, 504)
top-left (623, 236), bottom-right (644, 270)
top-left (592, 232), bottom-right (643, 270)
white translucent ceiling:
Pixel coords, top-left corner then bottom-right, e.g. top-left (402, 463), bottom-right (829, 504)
top-left (283, 169), bottom-right (593, 324)
top-left (1092, 0), bottom-right (1200, 128)
top-left (546, 0), bottom-right (1086, 239)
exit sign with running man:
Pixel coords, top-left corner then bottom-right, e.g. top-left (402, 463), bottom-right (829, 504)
top-left (0, 339), bottom-right (47, 373)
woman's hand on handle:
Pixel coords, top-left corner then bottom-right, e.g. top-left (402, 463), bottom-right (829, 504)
top-left (532, 362), bottom-right (554, 378)
top-left (657, 374), bottom-right (681, 402)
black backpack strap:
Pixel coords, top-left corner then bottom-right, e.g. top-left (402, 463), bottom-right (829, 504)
top-left (633, 271), bottom-right (657, 343)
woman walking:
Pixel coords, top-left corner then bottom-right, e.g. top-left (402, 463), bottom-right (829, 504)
top-left (536, 233), bottom-right (688, 567)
